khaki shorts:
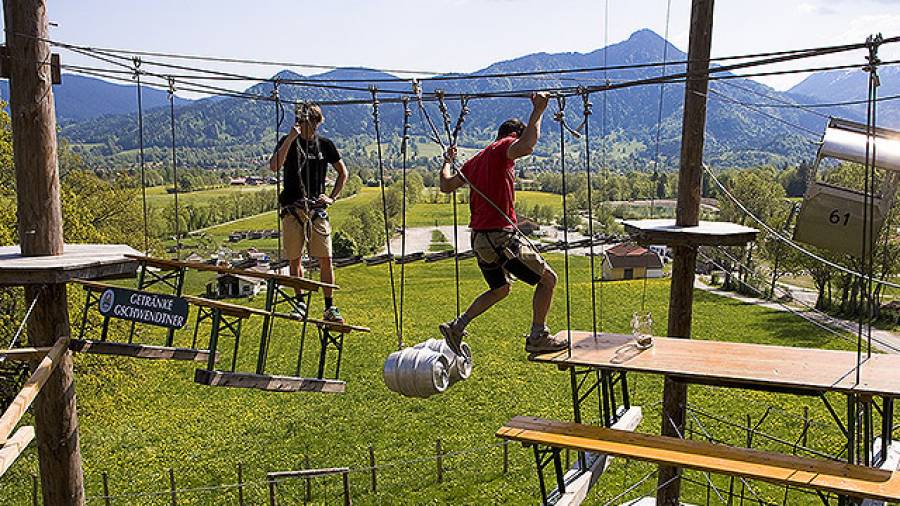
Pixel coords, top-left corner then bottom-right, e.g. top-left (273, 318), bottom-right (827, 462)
top-left (282, 209), bottom-right (332, 260)
top-left (471, 229), bottom-right (547, 289)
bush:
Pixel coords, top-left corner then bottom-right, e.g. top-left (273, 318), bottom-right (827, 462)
top-left (332, 231), bottom-right (357, 258)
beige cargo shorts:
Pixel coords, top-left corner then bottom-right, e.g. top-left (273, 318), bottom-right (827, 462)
top-left (282, 208), bottom-right (332, 260)
top-left (471, 229), bottom-right (547, 289)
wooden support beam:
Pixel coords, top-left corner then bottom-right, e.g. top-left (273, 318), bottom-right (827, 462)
top-left (0, 347), bottom-right (53, 362)
top-left (70, 340), bottom-right (216, 362)
top-left (661, 1), bottom-right (715, 504)
top-left (0, 336), bottom-right (68, 445)
top-left (4, 1), bottom-right (85, 501)
top-left (0, 45), bottom-right (60, 84)
top-left (550, 406), bottom-right (643, 506)
top-left (0, 425), bottom-right (35, 478)
top-left (194, 369), bottom-right (346, 393)
top-left (498, 416), bottom-right (900, 503)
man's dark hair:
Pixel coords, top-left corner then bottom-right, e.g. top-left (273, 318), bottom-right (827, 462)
top-left (497, 118), bottom-right (525, 139)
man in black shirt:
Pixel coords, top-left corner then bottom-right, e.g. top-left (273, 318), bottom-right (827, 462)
top-left (269, 103), bottom-right (348, 322)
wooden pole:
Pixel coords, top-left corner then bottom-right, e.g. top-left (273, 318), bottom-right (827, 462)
top-left (304, 454), bottom-right (311, 501)
top-left (435, 438), bottom-right (444, 483)
top-left (168, 468), bottom-right (177, 506)
top-left (502, 441), bottom-right (509, 474)
top-left (367, 445), bottom-right (376, 492)
top-left (237, 463), bottom-right (244, 506)
top-left (2, 1), bottom-right (84, 504)
top-left (102, 472), bottom-right (110, 506)
top-left (342, 471), bottom-right (351, 506)
top-left (658, 1), bottom-right (715, 505)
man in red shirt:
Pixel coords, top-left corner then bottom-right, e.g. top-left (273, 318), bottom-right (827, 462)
top-left (437, 92), bottom-right (566, 355)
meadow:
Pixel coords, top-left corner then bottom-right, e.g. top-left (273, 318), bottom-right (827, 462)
top-left (1, 255), bottom-right (883, 505)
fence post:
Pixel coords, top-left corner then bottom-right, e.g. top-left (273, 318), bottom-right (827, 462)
top-left (436, 438), bottom-right (444, 483)
top-left (102, 472), bottom-right (111, 506)
top-left (802, 406), bottom-right (809, 447)
top-left (502, 441), bottom-right (509, 474)
top-left (304, 454), bottom-right (311, 501)
top-left (31, 474), bottom-right (38, 506)
top-left (268, 477), bottom-right (277, 506)
top-left (168, 468), bottom-right (177, 506)
top-left (342, 471), bottom-right (351, 506)
top-left (368, 445), bottom-right (376, 493)
top-left (237, 463), bottom-right (244, 506)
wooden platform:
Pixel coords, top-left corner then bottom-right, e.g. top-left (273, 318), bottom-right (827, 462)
top-left (70, 340), bottom-right (216, 362)
top-left (622, 219), bottom-right (758, 247)
top-left (194, 369), bottom-right (345, 393)
top-left (0, 244), bottom-right (141, 285)
top-left (498, 416), bottom-right (900, 502)
top-left (531, 332), bottom-right (900, 397)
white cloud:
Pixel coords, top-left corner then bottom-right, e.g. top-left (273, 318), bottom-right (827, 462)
top-left (798, 1), bottom-right (837, 15)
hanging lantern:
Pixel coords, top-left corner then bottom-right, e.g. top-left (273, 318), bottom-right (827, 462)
top-left (793, 118), bottom-right (900, 258)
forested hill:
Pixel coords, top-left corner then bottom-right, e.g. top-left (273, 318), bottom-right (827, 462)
top-left (60, 29), bottom-right (868, 170)
top-left (0, 74), bottom-right (192, 124)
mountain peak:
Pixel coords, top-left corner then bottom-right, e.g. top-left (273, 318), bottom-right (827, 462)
top-left (627, 28), bottom-right (666, 44)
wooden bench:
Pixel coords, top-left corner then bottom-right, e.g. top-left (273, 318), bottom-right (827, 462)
top-left (497, 416), bottom-right (900, 503)
top-left (125, 254), bottom-right (337, 293)
top-left (70, 279), bottom-right (215, 363)
top-left (182, 296), bottom-right (366, 392)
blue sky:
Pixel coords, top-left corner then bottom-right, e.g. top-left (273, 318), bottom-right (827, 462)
top-left (8, 0), bottom-right (900, 97)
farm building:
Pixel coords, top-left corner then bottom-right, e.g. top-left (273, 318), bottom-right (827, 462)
top-left (601, 242), bottom-right (664, 281)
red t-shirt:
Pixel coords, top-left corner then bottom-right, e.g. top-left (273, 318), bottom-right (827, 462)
top-left (461, 136), bottom-right (517, 231)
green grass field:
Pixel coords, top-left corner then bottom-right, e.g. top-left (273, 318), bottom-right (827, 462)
top-left (196, 188), bottom-right (564, 251)
top-left (143, 184), bottom-right (277, 207)
top-left (2, 255), bottom-right (883, 505)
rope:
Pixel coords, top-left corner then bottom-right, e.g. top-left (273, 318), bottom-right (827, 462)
top-left (554, 96), bottom-right (574, 354)
top-left (436, 91), bottom-right (468, 315)
top-left (1, 289), bottom-right (41, 363)
top-left (650, 0), bottom-right (673, 219)
top-left (132, 58), bottom-right (150, 254)
top-left (399, 97), bottom-right (411, 345)
top-left (858, 34), bottom-right (882, 384)
top-left (370, 88), bottom-right (402, 349)
top-left (581, 90), bottom-right (600, 337)
top-left (39, 32), bottom-right (900, 83)
top-left (272, 81), bottom-right (284, 261)
top-left (167, 76), bottom-right (181, 260)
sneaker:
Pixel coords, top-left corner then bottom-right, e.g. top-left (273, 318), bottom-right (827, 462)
top-left (323, 306), bottom-right (344, 323)
top-left (438, 318), bottom-right (468, 355)
top-left (525, 328), bottom-right (568, 354)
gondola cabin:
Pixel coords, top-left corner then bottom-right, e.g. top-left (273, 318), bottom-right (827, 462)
top-left (793, 118), bottom-right (900, 258)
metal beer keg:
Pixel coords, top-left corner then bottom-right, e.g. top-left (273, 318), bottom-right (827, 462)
top-left (383, 345), bottom-right (451, 398)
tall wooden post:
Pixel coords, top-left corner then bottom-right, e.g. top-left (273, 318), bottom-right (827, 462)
top-left (657, 1), bottom-right (714, 505)
top-left (4, 1), bottom-right (85, 504)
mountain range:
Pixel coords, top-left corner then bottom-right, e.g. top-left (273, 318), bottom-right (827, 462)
top-left (0, 74), bottom-right (192, 124)
top-left (29, 29), bottom-right (892, 170)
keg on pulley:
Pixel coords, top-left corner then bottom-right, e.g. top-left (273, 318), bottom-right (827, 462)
top-left (383, 339), bottom-right (473, 398)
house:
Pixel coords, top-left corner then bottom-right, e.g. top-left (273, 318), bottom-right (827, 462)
top-left (184, 252), bottom-right (205, 263)
top-left (229, 177), bottom-right (247, 186)
top-left (206, 266), bottom-right (267, 299)
top-left (602, 243), bottom-right (664, 281)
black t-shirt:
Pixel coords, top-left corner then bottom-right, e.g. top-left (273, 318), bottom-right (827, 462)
top-left (275, 134), bottom-right (341, 206)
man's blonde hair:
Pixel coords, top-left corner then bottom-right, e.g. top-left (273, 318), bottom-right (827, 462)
top-left (295, 102), bottom-right (324, 126)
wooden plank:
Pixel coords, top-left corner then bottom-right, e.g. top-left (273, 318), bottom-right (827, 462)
top-left (70, 340), bottom-right (215, 362)
top-left (0, 425), bottom-right (34, 478)
top-left (182, 295), bottom-right (263, 319)
top-left (0, 336), bottom-right (68, 445)
top-left (623, 219), bottom-right (758, 247)
top-left (125, 255), bottom-right (336, 292)
top-left (272, 312), bottom-right (370, 333)
top-left (530, 332), bottom-right (900, 398)
top-left (0, 347), bottom-right (53, 362)
top-left (497, 416), bottom-right (900, 502)
top-left (552, 407), bottom-right (643, 506)
top-left (194, 369), bottom-right (345, 393)
top-left (0, 244), bottom-right (140, 285)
